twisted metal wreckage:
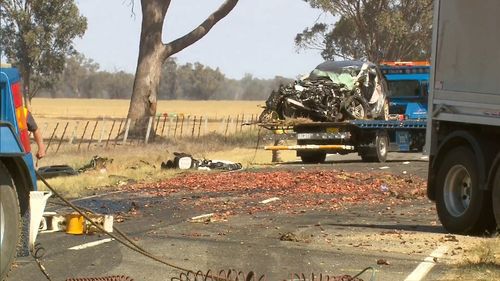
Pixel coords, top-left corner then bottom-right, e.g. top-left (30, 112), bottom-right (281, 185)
top-left (260, 61), bottom-right (389, 123)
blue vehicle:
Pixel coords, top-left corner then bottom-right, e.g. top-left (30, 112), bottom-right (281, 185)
top-left (264, 61), bottom-right (430, 163)
top-left (1, 65), bottom-right (50, 280)
top-left (380, 61), bottom-right (430, 120)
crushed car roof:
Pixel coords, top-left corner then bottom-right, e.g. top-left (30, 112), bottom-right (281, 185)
top-left (313, 60), bottom-right (376, 73)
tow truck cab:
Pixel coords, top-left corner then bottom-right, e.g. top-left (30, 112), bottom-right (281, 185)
top-left (1, 65), bottom-right (50, 280)
top-left (380, 61), bottom-right (430, 120)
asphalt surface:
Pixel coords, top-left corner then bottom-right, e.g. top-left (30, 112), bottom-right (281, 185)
top-left (9, 152), bottom-right (462, 281)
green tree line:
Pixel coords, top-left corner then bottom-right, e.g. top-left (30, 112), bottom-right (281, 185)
top-left (37, 53), bottom-right (292, 101)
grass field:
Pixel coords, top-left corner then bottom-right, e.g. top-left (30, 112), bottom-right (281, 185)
top-left (31, 98), bottom-right (264, 119)
top-left (30, 98), bottom-right (266, 146)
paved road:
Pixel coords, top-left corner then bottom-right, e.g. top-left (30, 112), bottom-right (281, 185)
top-left (10, 153), bottom-right (463, 281)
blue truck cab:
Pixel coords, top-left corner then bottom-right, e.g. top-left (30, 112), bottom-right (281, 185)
top-left (1, 65), bottom-right (49, 280)
top-left (380, 61), bottom-right (430, 120)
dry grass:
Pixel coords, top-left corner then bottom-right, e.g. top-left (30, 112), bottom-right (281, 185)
top-left (31, 98), bottom-right (264, 119)
top-left (31, 99), bottom-right (266, 143)
top-left (441, 237), bottom-right (500, 280)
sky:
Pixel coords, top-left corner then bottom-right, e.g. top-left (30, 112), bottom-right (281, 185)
top-left (74, 0), bottom-right (334, 79)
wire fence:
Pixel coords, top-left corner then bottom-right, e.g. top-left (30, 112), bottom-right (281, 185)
top-left (36, 113), bottom-right (262, 155)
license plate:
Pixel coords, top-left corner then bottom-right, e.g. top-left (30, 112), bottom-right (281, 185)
top-left (297, 133), bottom-right (314, 140)
top-left (326, 127), bottom-right (339, 133)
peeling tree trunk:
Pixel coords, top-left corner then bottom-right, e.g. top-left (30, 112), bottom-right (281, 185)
top-left (127, 0), bottom-right (169, 135)
top-left (127, 0), bottom-right (239, 136)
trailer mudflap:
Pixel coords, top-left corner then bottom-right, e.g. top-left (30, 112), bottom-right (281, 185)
top-left (29, 191), bottom-right (52, 251)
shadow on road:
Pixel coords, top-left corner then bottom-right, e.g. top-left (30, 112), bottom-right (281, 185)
top-left (326, 222), bottom-right (446, 234)
top-left (278, 159), bottom-right (429, 166)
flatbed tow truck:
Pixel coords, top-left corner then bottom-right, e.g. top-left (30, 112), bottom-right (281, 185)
top-left (262, 62), bottom-right (430, 163)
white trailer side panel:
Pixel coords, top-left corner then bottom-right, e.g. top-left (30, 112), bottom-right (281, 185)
top-left (429, 0), bottom-right (500, 128)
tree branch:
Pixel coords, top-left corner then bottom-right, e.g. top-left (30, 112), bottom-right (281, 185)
top-left (163, 0), bottom-right (239, 58)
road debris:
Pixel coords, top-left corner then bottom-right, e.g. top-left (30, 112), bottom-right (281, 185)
top-left (78, 155), bottom-right (113, 173)
top-left (279, 232), bottom-right (300, 242)
top-left (124, 170), bottom-right (426, 218)
top-left (189, 213), bottom-right (214, 223)
top-left (377, 258), bottom-right (390, 265)
top-left (161, 152), bottom-right (242, 171)
top-left (260, 197), bottom-right (280, 204)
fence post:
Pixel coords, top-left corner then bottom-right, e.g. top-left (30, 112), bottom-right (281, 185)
top-left (219, 117), bottom-right (226, 134)
top-left (204, 116), bottom-right (208, 135)
top-left (78, 121), bottom-right (90, 151)
top-left (46, 123), bottom-right (59, 152)
top-left (160, 115), bottom-right (168, 138)
top-left (69, 121), bottom-right (79, 144)
top-left (87, 120), bottom-right (99, 150)
top-left (224, 116), bottom-right (230, 138)
top-left (55, 122), bottom-right (69, 154)
top-left (98, 118), bottom-right (107, 144)
top-left (234, 114), bottom-right (239, 133)
top-left (197, 116), bottom-right (203, 138)
top-left (191, 116), bottom-right (197, 138)
top-left (122, 118), bottom-right (131, 145)
top-left (145, 116), bottom-right (154, 144)
top-left (168, 116), bottom-right (173, 137)
top-left (105, 120), bottom-right (116, 148)
top-left (180, 115), bottom-right (185, 138)
top-left (240, 114), bottom-right (245, 132)
top-left (173, 115), bottom-right (179, 138)
top-left (153, 115), bottom-right (161, 141)
top-left (114, 119), bottom-right (124, 148)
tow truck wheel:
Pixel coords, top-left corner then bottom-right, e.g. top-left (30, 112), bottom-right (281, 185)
top-left (0, 163), bottom-right (21, 281)
top-left (360, 131), bottom-right (388, 163)
top-left (435, 146), bottom-right (496, 234)
top-left (300, 152), bottom-right (327, 164)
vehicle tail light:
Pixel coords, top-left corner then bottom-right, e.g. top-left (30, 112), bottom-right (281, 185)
top-left (11, 82), bottom-right (31, 153)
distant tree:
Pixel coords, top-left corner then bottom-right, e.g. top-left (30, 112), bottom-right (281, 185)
top-left (295, 0), bottom-right (433, 62)
top-left (0, 0), bottom-right (87, 101)
top-left (159, 58), bottom-right (178, 99)
top-left (126, 0), bottom-right (239, 133)
top-left (61, 53), bottom-right (99, 98)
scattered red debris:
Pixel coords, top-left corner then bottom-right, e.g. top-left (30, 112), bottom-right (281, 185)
top-left (122, 170), bottom-right (426, 217)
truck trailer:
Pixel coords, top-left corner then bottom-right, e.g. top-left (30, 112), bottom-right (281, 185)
top-left (427, 0), bottom-right (500, 234)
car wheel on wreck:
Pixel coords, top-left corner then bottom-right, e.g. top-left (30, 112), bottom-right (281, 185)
top-left (359, 130), bottom-right (388, 163)
top-left (342, 95), bottom-right (369, 120)
top-left (258, 109), bottom-right (279, 123)
top-left (300, 152), bottom-right (327, 164)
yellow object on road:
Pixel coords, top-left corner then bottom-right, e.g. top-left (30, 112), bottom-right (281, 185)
top-left (65, 213), bottom-right (85, 235)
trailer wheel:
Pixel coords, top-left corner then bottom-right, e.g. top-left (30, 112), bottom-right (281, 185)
top-left (0, 163), bottom-right (21, 281)
top-left (435, 146), bottom-right (495, 234)
top-left (492, 164), bottom-right (500, 228)
top-left (360, 131), bottom-right (388, 163)
top-left (300, 152), bottom-right (326, 164)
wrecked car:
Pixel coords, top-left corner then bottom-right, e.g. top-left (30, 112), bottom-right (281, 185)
top-left (260, 60), bottom-right (389, 122)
